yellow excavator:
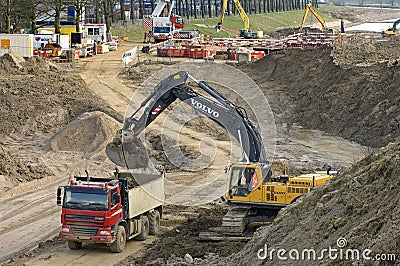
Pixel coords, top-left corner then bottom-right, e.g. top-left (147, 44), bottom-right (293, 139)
top-left (106, 71), bottom-right (334, 240)
top-left (216, 0), bottom-right (260, 39)
top-left (300, 3), bottom-right (327, 32)
top-left (382, 18), bottom-right (400, 36)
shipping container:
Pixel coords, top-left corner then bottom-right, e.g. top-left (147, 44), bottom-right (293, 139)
top-left (0, 34), bottom-right (34, 58)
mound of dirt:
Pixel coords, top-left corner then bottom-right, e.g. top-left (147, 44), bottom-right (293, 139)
top-left (0, 146), bottom-right (52, 186)
top-left (0, 53), bottom-right (121, 137)
top-left (240, 39), bottom-right (400, 148)
top-left (0, 52), bottom-right (58, 75)
top-left (45, 111), bottom-right (121, 155)
top-left (211, 140), bottom-right (400, 265)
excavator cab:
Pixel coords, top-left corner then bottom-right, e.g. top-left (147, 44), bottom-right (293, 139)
top-left (227, 163), bottom-right (269, 203)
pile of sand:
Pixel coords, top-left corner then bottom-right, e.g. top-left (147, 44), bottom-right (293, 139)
top-left (0, 146), bottom-right (52, 186)
top-left (0, 53), bottom-right (121, 137)
top-left (45, 111), bottom-right (121, 155)
top-left (0, 52), bottom-right (58, 75)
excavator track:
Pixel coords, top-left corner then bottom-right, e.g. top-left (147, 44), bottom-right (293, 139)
top-left (199, 206), bottom-right (278, 241)
top-left (220, 207), bottom-right (252, 235)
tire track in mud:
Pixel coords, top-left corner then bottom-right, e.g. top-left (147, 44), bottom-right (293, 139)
top-left (0, 206), bottom-right (59, 235)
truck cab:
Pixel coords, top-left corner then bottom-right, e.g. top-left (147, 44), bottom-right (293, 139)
top-left (57, 172), bottom-right (164, 252)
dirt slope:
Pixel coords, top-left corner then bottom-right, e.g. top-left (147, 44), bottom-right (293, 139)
top-left (240, 38), bottom-right (400, 148)
top-left (0, 53), bottom-right (121, 137)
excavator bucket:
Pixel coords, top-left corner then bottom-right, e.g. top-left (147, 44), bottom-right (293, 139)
top-left (106, 130), bottom-right (149, 169)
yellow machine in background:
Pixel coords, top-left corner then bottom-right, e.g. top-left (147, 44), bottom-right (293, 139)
top-left (382, 19), bottom-right (400, 36)
top-left (300, 3), bottom-right (327, 32)
top-left (216, 0), bottom-right (261, 38)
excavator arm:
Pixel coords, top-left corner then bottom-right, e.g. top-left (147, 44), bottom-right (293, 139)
top-left (216, 0), bottom-right (250, 32)
top-left (106, 71), bottom-right (266, 169)
top-left (300, 3), bottom-right (327, 32)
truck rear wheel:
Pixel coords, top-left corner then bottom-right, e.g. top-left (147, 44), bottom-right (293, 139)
top-left (67, 240), bottom-right (82, 250)
top-left (110, 225), bottom-right (126, 253)
top-left (135, 215), bottom-right (149, 241)
top-left (149, 210), bottom-right (160, 235)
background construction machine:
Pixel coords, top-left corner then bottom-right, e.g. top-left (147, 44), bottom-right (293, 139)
top-left (216, 0), bottom-right (262, 38)
top-left (382, 18), bottom-right (400, 36)
top-left (106, 71), bottom-right (334, 241)
top-left (144, 0), bottom-right (185, 42)
top-left (300, 3), bottom-right (327, 33)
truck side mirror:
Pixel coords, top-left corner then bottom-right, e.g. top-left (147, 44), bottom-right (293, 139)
top-left (57, 187), bottom-right (62, 206)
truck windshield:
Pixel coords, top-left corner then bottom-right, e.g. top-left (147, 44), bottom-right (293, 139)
top-left (154, 26), bottom-right (171, 34)
top-left (64, 191), bottom-right (108, 211)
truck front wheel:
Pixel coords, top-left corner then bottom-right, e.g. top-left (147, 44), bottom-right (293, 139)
top-left (110, 225), bottom-right (126, 253)
top-left (135, 215), bottom-right (149, 241)
top-left (149, 210), bottom-right (160, 235)
top-left (67, 241), bottom-right (82, 250)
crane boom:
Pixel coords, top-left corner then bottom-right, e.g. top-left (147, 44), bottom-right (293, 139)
top-left (151, 0), bottom-right (170, 17)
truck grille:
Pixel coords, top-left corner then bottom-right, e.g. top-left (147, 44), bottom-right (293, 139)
top-left (71, 225), bottom-right (99, 236)
top-left (65, 214), bottom-right (104, 225)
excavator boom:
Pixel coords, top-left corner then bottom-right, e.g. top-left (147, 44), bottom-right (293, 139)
top-left (300, 3), bottom-right (327, 32)
top-left (216, 0), bottom-right (251, 35)
top-left (106, 71), bottom-right (266, 170)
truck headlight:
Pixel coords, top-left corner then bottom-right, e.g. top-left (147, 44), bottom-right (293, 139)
top-left (62, 227), bottom-right (70, 233)
top-left (99, 230), bottom-right (110, 235)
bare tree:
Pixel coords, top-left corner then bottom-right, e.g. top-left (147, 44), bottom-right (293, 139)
top-left (130, 0), bottom-right (134, 21)
top-left (200, 0), bottom-right (205, 18)
top-left (0, 0), bottom-right (13, 33)
top-left (71, 0), bottom-right (91, 32)
top-left (101, 0), bottom-right (118, 41)
top-left (120, 0), bottom-right (125, 20)
top-left (138, 0), bottom-right (144, 18)
top-left (185, 0), bottom-right (189, 18)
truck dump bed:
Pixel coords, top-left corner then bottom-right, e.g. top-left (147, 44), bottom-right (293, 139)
top-left (126, 174), bottom-right (164, 219)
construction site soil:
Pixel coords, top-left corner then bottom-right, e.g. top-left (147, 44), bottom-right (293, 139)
top-left (0, 53), bottom-right (121, 186)
top-left (1, 8), bottom-right (400, 265)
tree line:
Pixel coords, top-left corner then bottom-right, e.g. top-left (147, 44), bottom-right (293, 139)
top-left (0, 0), bottom-right (318, 34)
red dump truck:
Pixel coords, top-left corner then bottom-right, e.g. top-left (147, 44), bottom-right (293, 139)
top-left (57, 171), bottom-right (164, 252)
